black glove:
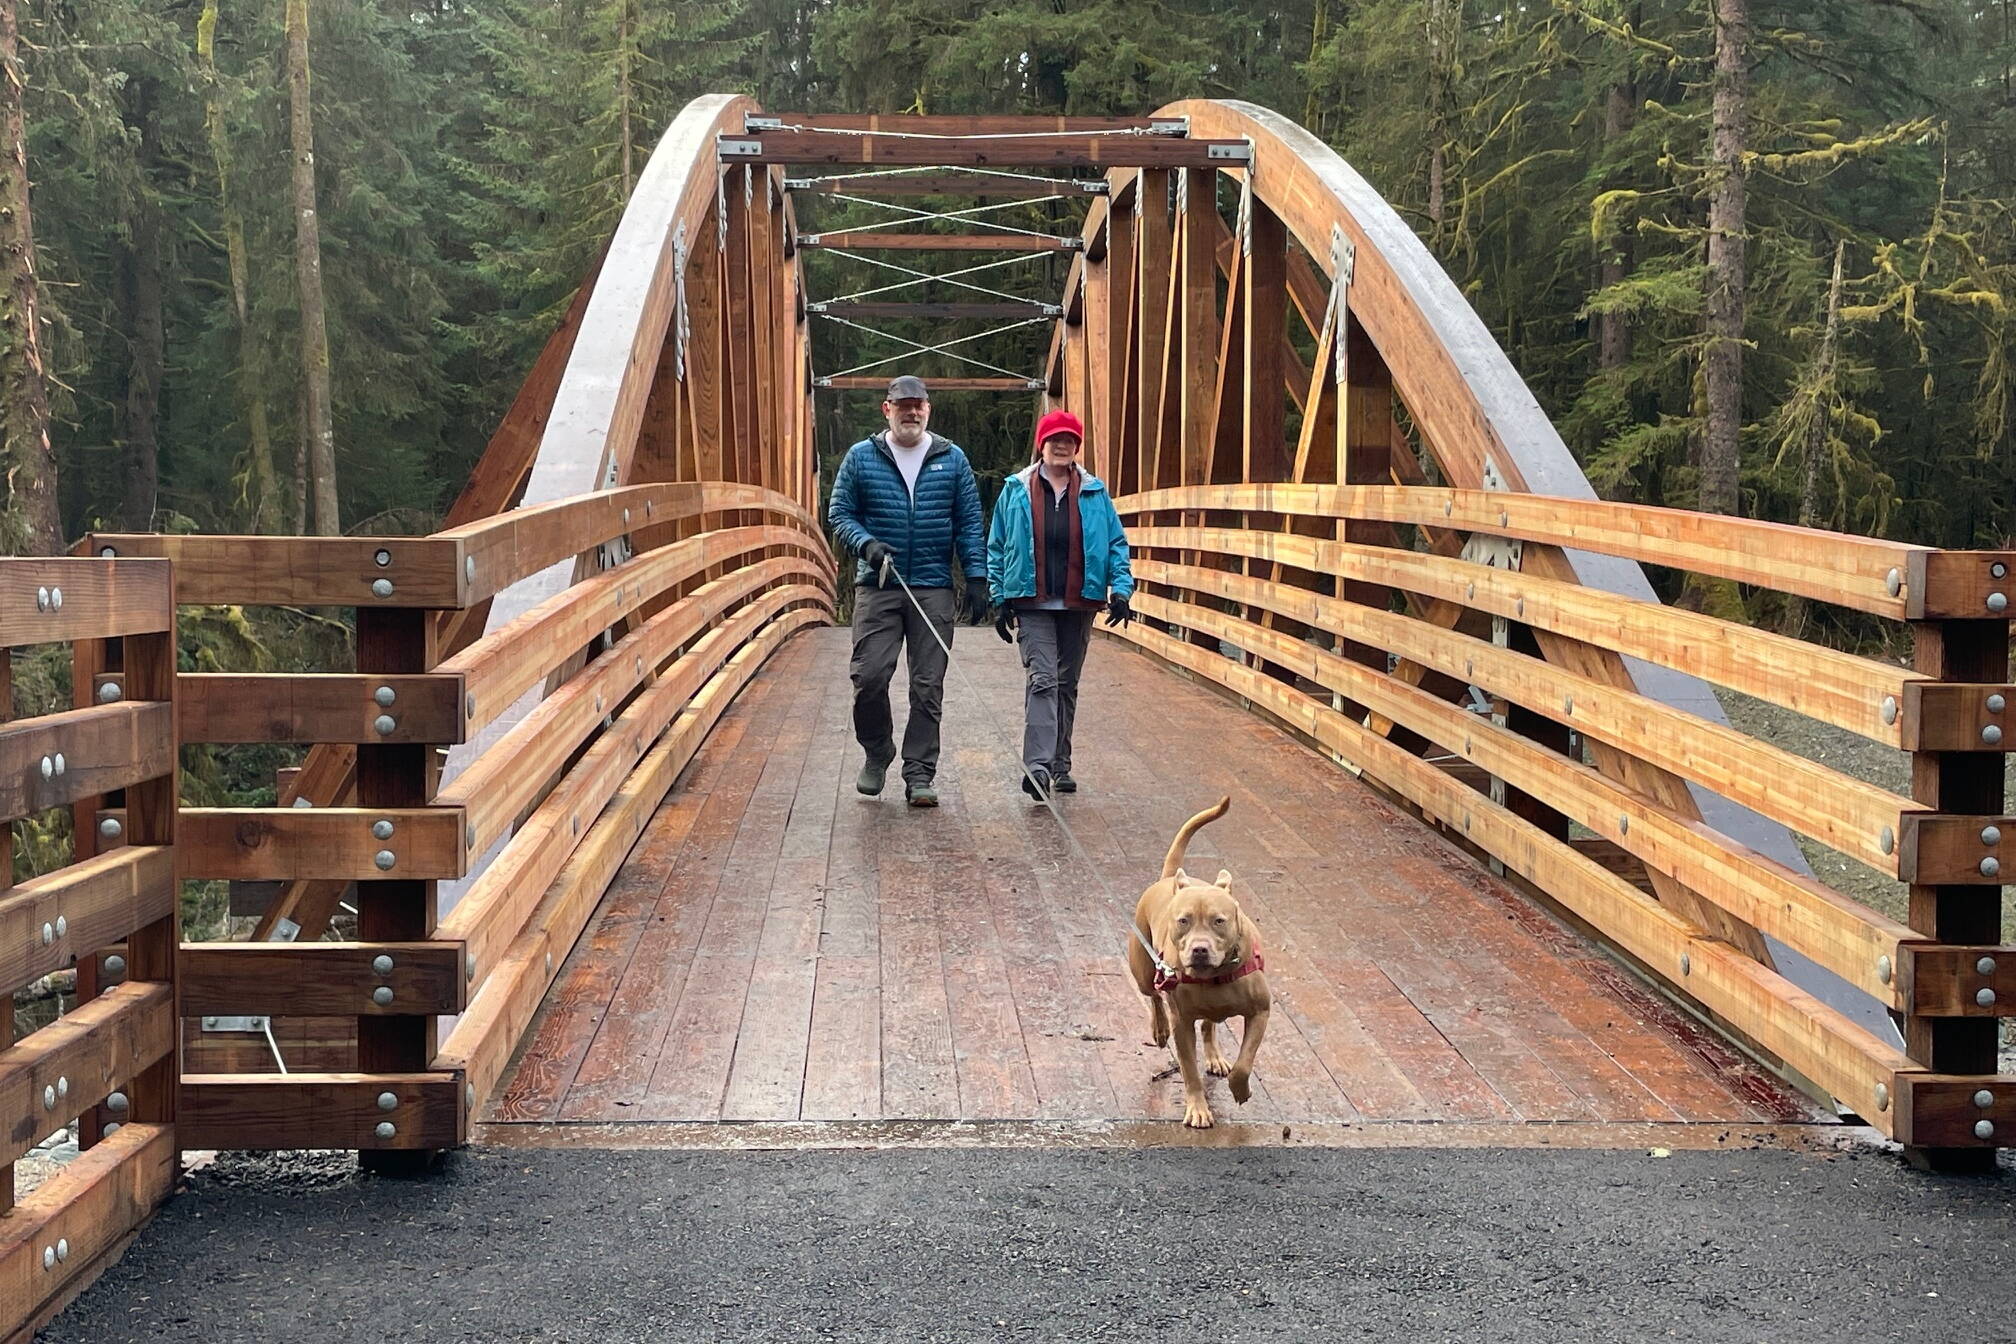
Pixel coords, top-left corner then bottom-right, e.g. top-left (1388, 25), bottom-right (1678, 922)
top-left (1105, 593), bottom-right (1135, 628)
top-left (860, 539), bottom-right (894, 588)
top-left (961, 578), bottom-right (991, 625)
top-left (994, 606), bottom-right (1016, 643)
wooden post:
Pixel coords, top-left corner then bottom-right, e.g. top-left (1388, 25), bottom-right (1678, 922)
top-left (1241, 200), bottom-right (1287, 487)
top-left (1, 644), bottom-right (10, 1210)
top-left (355, 606), bottom-right (439, 1175)
top-left (122, 620), bottom-right (179, 1138)
top-left (1904, 614), bottom-right (2007, 1172)
top-left (69, 635), bottom-right (110, 1153)
top-left (1106, 186), bottom-right (1138, 497)
top-left (1333, 316), bottom-right (1393, 724)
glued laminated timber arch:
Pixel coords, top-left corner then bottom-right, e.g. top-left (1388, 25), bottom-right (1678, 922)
top-left (1049, 98), bottom-right (1895, 1049)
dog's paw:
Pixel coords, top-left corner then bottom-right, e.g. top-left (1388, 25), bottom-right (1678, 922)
top-left (1204, 1053), bottom-right (1232, 1078)
top-left (1183, 1099), bottom-right (1216, 1129)
top-left (1229, 1071), bottom-right (1252, 1105)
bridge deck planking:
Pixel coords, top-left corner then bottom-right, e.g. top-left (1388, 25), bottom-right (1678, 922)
top-left (493, 628), bottom-right (1826, 1131)
top-left (634, 653), bottom-right (825, 1119)
top-left (545, 663), bottom-right (790, 1119)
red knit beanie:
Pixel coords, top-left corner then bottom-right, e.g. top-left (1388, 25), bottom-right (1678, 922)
top-left (1033, 409), bottom-right (1085, 457)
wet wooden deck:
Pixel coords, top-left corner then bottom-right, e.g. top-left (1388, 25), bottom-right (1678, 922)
top-left (488, 626), bottom-right (1824, 1133)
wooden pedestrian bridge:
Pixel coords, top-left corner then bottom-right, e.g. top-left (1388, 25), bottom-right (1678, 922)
top-left (5, 96), bottom-right (2013, 1334)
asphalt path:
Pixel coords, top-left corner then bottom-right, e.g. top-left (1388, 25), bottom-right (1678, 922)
top-left (39, 1141), bottom-right (2016, 1343)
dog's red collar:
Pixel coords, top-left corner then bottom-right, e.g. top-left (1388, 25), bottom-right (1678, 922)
top-left (1154, 944), bottom-right (1264, 994)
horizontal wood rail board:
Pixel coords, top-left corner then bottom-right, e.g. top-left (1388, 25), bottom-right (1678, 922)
top-left (438, 481), bottom-right (828, 607)
top-left (1899, 946), bottom-right (2016, 1017)
top-left (1133, 557), bottom-right (1921, 877)
top-left (179, 941), bottom-right (467, 1018)
top-left (83, 533), bottom-right (466, 608)
top-left (787, 171), bottom-right (1109, 197)
top-left (438, 564), bottom-right (822, 857)
top-left (1901, 683), bottom-right (2016, 751)
top-left (178, 807), bottom-right (467, 882)
top-left (811, 301), bottom-right (1060, 319)
top-left (797, 232), bottom-right (1079, 252)
top-left (178, 1073), bottom-right (462, 1150)
top-left (0, 1121), bottom-right (173, 1340)
top-left (177, 673), bottom-right (466, 746)
top-left (1113, 617), bottom-right (1922, 1131)
top-left (724, 131), bottom-right (1249, 168)
top-left (1910, 551), bottom-right (2016, 620)
top-left (438, 596), bottom-right (820, 987)
top-left (1120, 582), bottom-right (1918, 1008)
top-left (0, 702), bottom-right (173, 822)
top-left (1898, 814), bottom-right (2016, 885)
top-left (0, 847), bottom-right (174, 996)
top-left (1896, 1074), bottom-right (2016, 1147)
top-left (439, 528), bottom-right (830, 739)
top-left (0, 982), bottom-right (172, 1167)
top-left (755, 113), bottom-right (1187, 134)
top-left (1126, 523), bottom-right (1919, 747)
top-left (1117, 484), bottom-right (1938, 621)
top-left (0, 558), bottom-right (172, 646)
top-left (817, 376), bottom-right (1042, 391)
top-left (439, 609), bottom-right (820, 1113)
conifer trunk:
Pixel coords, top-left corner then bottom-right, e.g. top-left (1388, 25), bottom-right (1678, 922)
top-left (1598, 77), bottom-right (1635, 370)
top-left (200, 0), bottom-right (280, 533)
top-left (287, 0), bottom-right (339, 535)
top-left (0, 0), bottom-right (60, 554)
top-left (119, 79), bottom-right (164, 532)
top-left (1426, 0), bottom-right (1449, 233)
top-left (618, 0), bottom-right (635, 197)
top-left (1780, 240), bottom-right (1846, 638)
top-left (1701, 0), bottom-right (1747, 517)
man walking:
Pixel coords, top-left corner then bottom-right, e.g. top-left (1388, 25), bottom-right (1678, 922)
top-left (827, 375), bottom-right (989, 807)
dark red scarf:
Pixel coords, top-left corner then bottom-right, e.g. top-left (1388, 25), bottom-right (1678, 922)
top-left (1028, 467), bottom-right (1099, 609)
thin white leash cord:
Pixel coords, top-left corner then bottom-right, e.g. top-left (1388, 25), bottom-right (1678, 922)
top-left (875, 555), bottom-right (1176, 981)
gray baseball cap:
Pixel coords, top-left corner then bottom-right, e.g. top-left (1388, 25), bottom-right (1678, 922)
top-left (886, 375), bottom-right (930, 401)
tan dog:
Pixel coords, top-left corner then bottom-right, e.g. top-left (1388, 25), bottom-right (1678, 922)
top-left (1126, 797), bottom-right (1270, 1128)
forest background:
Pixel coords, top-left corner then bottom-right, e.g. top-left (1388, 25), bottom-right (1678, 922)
top-left (5, 0), bottom-right (2016, 824)
top-left (10, 0), bottom-right (2016, 566)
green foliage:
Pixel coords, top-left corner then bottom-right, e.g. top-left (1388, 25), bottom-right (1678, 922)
top-left (9, 0), bottom-right (2016, 603)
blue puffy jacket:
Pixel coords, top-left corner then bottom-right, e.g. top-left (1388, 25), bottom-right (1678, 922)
top-left (827, 433), bottom-right (987, 589)
top-left (987, 464), bottom-right (1135, 604)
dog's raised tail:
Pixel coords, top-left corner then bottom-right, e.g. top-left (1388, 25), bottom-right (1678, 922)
top-left (1161, 796), bottom-right (1232, 880)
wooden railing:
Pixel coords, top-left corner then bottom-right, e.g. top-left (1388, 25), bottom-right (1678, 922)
top-left (1020, 95), bottom-right (2016, 1168)
top-left (1111, 484), bottom-right (2015, 1161)
top-left (1, 557), bottom-right (178, 1339)
top-left (78, 484), bottom-right (833, 1165)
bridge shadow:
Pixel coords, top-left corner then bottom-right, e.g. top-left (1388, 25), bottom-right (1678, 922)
top-left (482, 627), bottom-right (1823, 1138)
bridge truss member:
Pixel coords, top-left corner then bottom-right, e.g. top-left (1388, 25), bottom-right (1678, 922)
top-left (826, 374), bottom-right (990, 808)
top-left (986, 408), bottom-right (1135, 800)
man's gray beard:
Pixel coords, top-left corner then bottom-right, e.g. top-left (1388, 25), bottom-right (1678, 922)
top-left (889, 425), bottom-right (926, 448)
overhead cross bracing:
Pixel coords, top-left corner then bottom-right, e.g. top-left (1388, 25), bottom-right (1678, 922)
top-left (749, 113), bottom-right (1213, 395)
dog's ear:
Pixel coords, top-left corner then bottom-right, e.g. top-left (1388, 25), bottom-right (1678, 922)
top-left (1174, 866), bottom-right (1189, 884)
top-left (1215, 869), bottom-right (1232, 890)
top-left (1236, 909), bottom-right (1262, 964)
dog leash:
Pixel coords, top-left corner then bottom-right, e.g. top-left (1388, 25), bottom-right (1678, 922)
top-left (875, 556), bottom-right (1179, 984)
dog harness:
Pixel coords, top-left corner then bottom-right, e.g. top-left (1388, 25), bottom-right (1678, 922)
top-left (1154, 943), bottom-right (1264, 995)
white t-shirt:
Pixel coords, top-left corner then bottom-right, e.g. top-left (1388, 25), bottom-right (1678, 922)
top-left (888, 433), bottom-right (933, 497)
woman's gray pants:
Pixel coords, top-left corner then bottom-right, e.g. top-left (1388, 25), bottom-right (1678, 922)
top-left (1015, 609), bottom-right (1095, 778)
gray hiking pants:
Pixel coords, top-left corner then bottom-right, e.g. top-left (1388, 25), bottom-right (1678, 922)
top-left (850, 584), bottom-right (956, 785)
top-left (1015, 608), bottom-right (1095, 778)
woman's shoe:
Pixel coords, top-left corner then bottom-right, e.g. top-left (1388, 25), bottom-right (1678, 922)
top-left (1020, 765), bottom-right (1052, 801)
top-left (1052, 773), bottom-right (1077, 793)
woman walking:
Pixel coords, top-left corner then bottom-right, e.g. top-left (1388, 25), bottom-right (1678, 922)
top-left (986, 409), bottom-right (1135, 800)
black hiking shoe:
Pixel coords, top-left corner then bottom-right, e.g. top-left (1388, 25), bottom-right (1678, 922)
top-left (1020, 765), bottom-right (1052, 802)
top-left (1052, 773), bottom-right (1077, 794)
top-left (856, 755), bottom-right (893, 796)
top-left (905, 781), bottom-right (939, 807)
